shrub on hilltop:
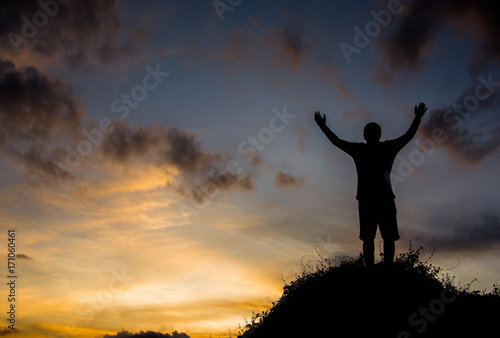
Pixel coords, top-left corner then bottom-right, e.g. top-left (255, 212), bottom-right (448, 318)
top-left (237, 245), bottom-right (500, 338)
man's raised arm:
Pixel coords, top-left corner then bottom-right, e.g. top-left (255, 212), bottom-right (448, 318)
top-left (314, 111), bottom-right (353, 154)
top-left (394, 102), bottom-right (428, 149)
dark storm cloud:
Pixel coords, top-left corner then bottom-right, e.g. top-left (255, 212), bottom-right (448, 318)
top-left (100, 120), bottom-right (223, 173)
top-left (101, 120), bottom-right (238, 175)
top-left (0, 59), bottom-right (82, 180)
top-left (162, 127), bottom-right (223, 173)
top-left (419, 79), bottom-right (500, 165)
top-left (101, 120), bottom-right (257, 203)
top-left (60, 118), bottom-right (258, 201)
top-left (274, 171), bottom-right (305, 189)
top-left (0, 59), bottom-right (82, 137)
top-left (185, 170), bottom-right (255, 205)
top-left (101, 121), bottom-right (161, 164)
top-left (425, 213), bottom-right (500, 251)
top-left (0, 0), bottom-right (147, 67)
top-left (102, 330), bottom-right (189, 338)
top-left (0, 59), bottom-right (257, 199)
top-left (377, 0), bottom-right (500, 82)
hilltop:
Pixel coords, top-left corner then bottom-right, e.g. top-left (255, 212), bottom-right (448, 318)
top-left (237, 247), bottom-right (500, 338)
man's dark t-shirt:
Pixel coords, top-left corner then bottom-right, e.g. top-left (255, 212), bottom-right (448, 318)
top-left (319, 117), bottom-right (421, 201)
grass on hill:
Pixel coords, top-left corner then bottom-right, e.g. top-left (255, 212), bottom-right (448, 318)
top-left (235, 245), bottom-right (500, 338)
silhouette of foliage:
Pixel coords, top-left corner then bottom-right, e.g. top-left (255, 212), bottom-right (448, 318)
top-left (236, 244), bottom-right (500, 338)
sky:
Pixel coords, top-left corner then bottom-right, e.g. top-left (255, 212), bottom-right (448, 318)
top-left (1, 0), bottom-right (500, 337)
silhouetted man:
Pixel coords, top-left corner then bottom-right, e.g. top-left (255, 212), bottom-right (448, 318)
top-left (314, 103), bottom-right (427, 267)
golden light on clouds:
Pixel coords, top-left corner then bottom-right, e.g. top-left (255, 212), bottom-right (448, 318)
top-left (0, 158), bottom-right (288, 337)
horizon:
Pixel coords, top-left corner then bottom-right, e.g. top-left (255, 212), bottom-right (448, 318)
top-left (1, 1), bottom-right (500, 337)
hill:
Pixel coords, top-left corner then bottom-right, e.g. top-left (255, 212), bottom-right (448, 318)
top-left (237, 247), bottom-right (500, 338)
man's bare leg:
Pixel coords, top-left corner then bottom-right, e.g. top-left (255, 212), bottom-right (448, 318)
top-left (384, 240), bottom-right (395, 266)
top-left (363, 240), bottom-right (375, 267)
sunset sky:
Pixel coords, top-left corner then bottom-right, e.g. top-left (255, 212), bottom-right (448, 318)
top-left (1, 1), bottom-right (500, 337)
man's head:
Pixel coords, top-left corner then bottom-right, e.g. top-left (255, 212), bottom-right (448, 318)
top-left (363, 122), bottom-right (381, 143)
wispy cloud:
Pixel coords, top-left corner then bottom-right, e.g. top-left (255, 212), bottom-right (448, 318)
top-left (16, 253), bottom-right (32, 260)
top-left (216, 11), bottom-right (314, 72)
top-left (425, 213), bottom-right (500, 251)
top-left (419, 79), bottom-right (500, 165)
top-left (319, 61), bottom-right (374, 120)
top-left (293, 125), bottom-right (310, 153)
top-left (269, 11), bottom-right (312, 70)
top-left (274, 171), bottom-right (305, 189)
top-left (0, 328), bottom-right (16, 335)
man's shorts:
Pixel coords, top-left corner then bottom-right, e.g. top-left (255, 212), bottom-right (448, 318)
top-left (358, 198), bottom-right (400, 241)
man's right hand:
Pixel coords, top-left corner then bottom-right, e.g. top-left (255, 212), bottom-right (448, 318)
top-left (314, 111), bottom-right (326, 127)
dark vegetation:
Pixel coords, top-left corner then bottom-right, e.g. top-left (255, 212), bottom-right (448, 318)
top-left (236, 245), bottom-right (500, 338)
